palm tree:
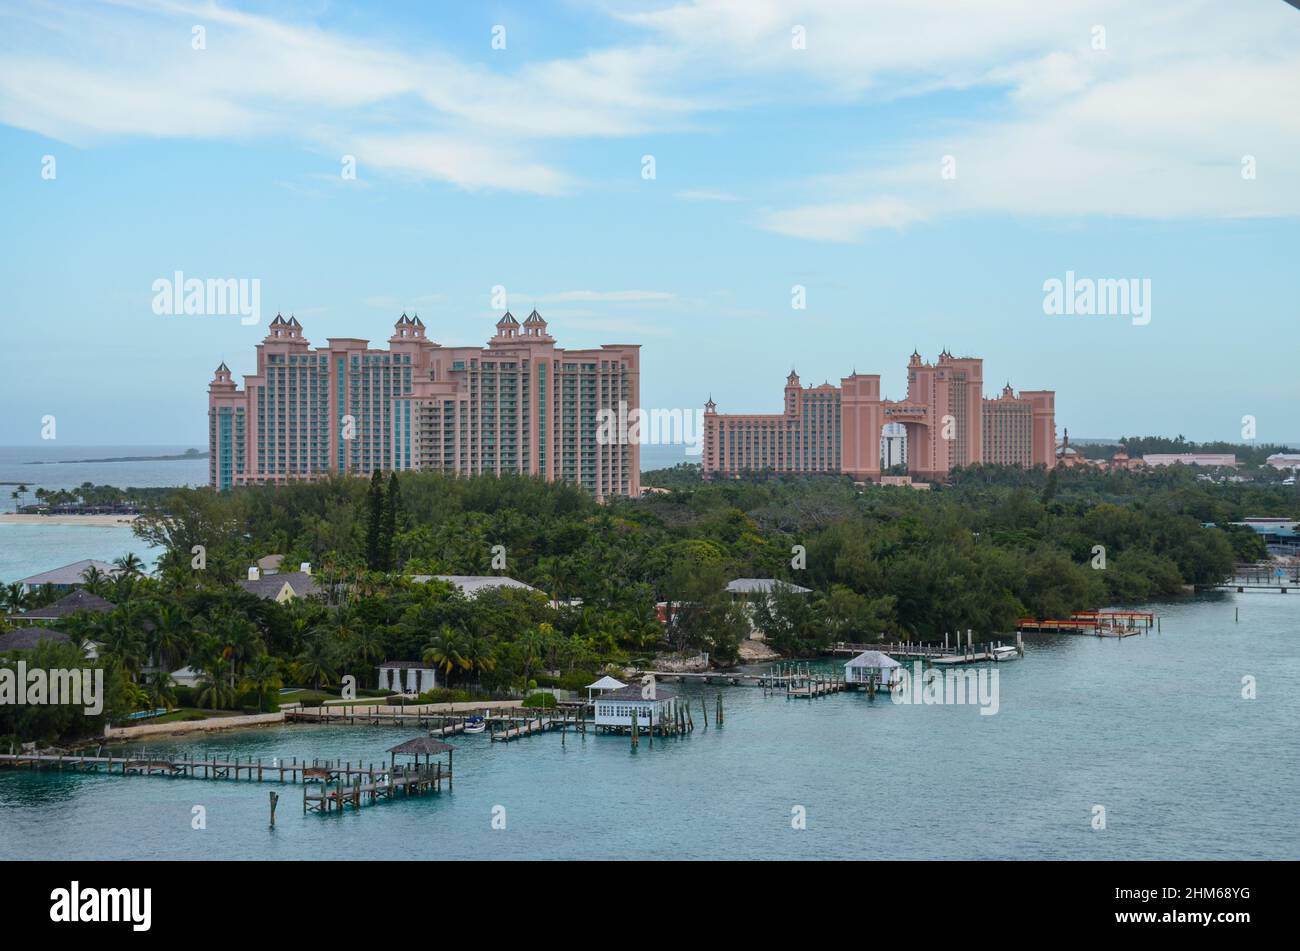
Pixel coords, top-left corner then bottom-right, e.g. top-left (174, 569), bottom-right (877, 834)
top-left (463, 635), bottom-right (498, 679)
top-left (1, 583), bottom-right (29, 614)
top-left (79, 565), bottom-right (110, 597)
top-left (195, 661), bottom-right (237, 710)
top-left (144, 670), bottom-right (177, 711)
top-left (95, 613), bottom-right (148, 679)
top-left (113, 552), bottom-right (146, 577)
top-left (294, 636), bottom-right (337, 691)
top-left (422, 626), bottom-right (472, 684)
top-left (147, 604), bottom-right (191, 675)
top-left (241, 654), bottom-right (283, 712)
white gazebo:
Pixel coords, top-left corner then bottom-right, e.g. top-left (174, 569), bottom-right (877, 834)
top-left (844, 651), bottom-right (902, 687)
top-left (585, 675), bottom-right (627, 703)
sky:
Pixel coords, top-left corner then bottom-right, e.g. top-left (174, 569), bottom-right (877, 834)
top-left (1, 0), bottom-right (1298, 446)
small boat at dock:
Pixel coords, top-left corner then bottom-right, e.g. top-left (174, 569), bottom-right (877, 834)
top-left (463, 716), bottom-right (487, 734)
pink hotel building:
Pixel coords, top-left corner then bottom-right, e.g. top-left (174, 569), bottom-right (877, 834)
top-left (209, 312), bottom-right (640, 498)
top-left (702, 351), bottom-right (1055, 482)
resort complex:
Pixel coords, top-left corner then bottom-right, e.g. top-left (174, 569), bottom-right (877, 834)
top-left (702, 351), bottom-right (1056, 482)
top-left (209, 313), bottom-right (641, 498)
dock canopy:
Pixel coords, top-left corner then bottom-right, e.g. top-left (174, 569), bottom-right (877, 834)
top-left (387, 736), bottom-right (455, 775)
top-left (585, 675), bottom-right (627, 701)
top-left (387, 737), bottom-right (454, 757)
top-left (844, 650), bottom-right (902, 685)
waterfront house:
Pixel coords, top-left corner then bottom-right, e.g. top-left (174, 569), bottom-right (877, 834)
top-left (585, 675), bottom-right (627, 702)
top-left (17, 559), bottom-right (119, 594)
top-left (593, 684), bottom-right (678, 731)
top-left (726, 578), bottom-right (813, 598)
top-left (377, 661), bottom-right (437, 695)
top-left (10, 589), bottom-right (115, 623)
top-left (169, 666), bottom-right (204, 689)
top-left (238, 566), bottom-right (320, 602)
top-left (844, 650), bottom-right (902, 687)
top-left (0, 626), bottom-right (98, 659)
top-left (409, 574), bottom-right (540, 598)
top-left (726, 578), bottom-right (813, 641)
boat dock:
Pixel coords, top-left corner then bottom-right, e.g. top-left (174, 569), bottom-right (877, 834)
top-left (1201, 563), bottom-right (1298, 594)
top-left (303, 764), bottom-right (449, 813)
top-left (0, 751), bottom-right (412, 784)
top-left (1017, 611), bottom-right (1154, 635)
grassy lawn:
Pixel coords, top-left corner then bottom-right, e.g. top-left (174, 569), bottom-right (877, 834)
top-left (117, 707), bottom-right (248, 726)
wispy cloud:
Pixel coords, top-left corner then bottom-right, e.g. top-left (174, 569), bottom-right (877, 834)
top-left (539, 290), bottom-right (676, 303)
top-left (676, 189), bottom-right (740, 202)
top-left (0, 0), bottom-right (695, 194)
top-left (2, 0), bottom-right (1298, 222)
top-left (759, 198), bottom-right (925, 241)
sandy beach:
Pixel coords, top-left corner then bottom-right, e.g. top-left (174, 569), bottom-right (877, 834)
top-left (0, 513), bottom-right (138, 526)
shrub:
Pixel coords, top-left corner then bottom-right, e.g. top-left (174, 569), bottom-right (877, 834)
top-left (522, 692), bottom-right (557, 709)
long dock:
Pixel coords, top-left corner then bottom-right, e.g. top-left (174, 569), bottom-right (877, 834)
top-left (1017, 611), bottom-right (1154, 635)
top-left (0, 751), bottom-right (400, 784)
top-left (1200, 564), bottom-right (1298, 594)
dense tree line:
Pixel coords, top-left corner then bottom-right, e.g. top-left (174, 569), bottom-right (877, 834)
top-left (2, 462), bottom-right (1290, 743)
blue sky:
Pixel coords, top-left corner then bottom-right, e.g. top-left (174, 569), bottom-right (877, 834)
top-left (1, 0), bottom-right (1298, 446)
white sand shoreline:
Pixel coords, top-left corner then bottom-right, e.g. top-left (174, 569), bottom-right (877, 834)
top-left (0, 513), bottom-right (139, 527)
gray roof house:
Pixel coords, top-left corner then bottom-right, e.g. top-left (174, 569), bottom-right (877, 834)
top-left (12, 589), bottom-right (116, 621)
top-left (18, 559), bottom-right (119, 592)
top-left (237, 568), bottom-right (321, 602)
top-left (726, 578), bottom-right (813, 596)
top-left (0, 626), bottom-right (74, 652)
top-left (409, 575), bottom-right (540, 598)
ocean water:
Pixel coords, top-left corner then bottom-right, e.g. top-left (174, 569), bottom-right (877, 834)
top-left (2, 594), bottom-right (1295, 860)
top-left (0, 445), bottom-right (195, 582)
top-left (0, 523), bottom-right (162, 585)
top-left (0, 445), bottom-right (209, 502)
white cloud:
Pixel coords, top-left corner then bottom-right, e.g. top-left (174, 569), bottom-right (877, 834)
top-left (759, 198), bottom-right (926, 241)
top-left (675, 189), bottom-right (740, 202)
top-left (0, 0), bottom-right (693, 194)
top-left (541, 290), bottom-right (676, 303)
top-left (2, 0), bottom-right (1298, 221)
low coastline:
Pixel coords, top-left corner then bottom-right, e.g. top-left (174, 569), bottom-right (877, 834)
top-left (0, 513), bottom-right (139, 526)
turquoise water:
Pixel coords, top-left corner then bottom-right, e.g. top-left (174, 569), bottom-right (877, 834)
top-left (0, 523), bottom-right (163, 582)
top-left (2, 593), bottom-right (1296, 860)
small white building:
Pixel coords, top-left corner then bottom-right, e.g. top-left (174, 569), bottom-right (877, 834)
top-left (593, 685), bottom-right (679, 731)
top-left (844, 651), bottom-right (902, 687)
top-left (377, 661), bottom-right (437, 695)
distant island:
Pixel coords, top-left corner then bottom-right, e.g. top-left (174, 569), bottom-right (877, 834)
top-left (24, 448), bottom-right (209, 465)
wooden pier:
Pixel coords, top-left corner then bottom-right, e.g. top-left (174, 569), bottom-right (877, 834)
top-left (1200, 563), bottom-right (1299, 594)
top-left (1017, 611), bottom-right (1154, 635)
top-left (0, 751), bottom-right (420, 785)
top-left (305, 737), bottom-right (453, 814)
